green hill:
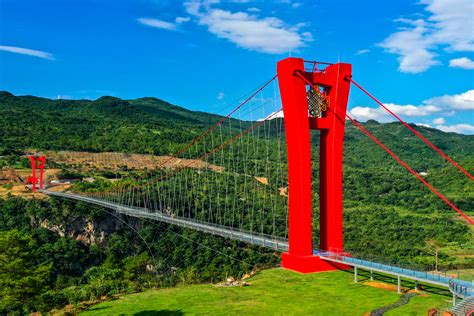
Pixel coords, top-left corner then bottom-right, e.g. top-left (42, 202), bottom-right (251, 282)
top-left (1, 90), bottom-right (472, 165)
top-left (0, 91), bottom-right (229, 155)
top-left (0, 91), bottom-right (472, 314)
top-left (1, 90), bottom-right (471, 264)
top-left (81, 269), bottom-right (449, 315)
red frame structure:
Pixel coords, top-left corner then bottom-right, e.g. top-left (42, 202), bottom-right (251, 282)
top-left (28, 155), bottom-right (46, 192)
top-left (277, 57), bottom-right (352, 273)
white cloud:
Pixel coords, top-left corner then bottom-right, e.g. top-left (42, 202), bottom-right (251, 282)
top-left (247, 7), bottom-right (260, 13)
top-left (349, 106), bottom-right (391, 122)
top-left (184, 0), bottom-right (312, 54)
top-left (0, 45), bottom-right (54, 60)
top-left (349, 105), bottom-right (474, 134)
top-left (380, 0), bottom-right (474, 73)
top-left (425, 90), bottom-right (474, 110)
top-left (292, 2), bottom-right (303, 8)
top-left (175, 16), bottom-right (191, 24)
top-left (184, 0), bottom-right (202, 15)
top-left (386, 103), bottom-right (444, 116)
top-left (349, 89), bottom-right (473, 122)
top-left (449, 57), bottom-right (474, 69)
top-left (57, 95), bottom-right (72, 100)
top-left (379, 19), bottom-right (439, 73)
top-left (356, 49), bottom-right (370, 55)
top-left (349, 103), bottom-right (444, 123)
top-left (217, 92), bottom-right (225, 100)
top-left (435, 123), bottom-right (474, 134)
top-left (421, 0), bottom-right (474, 51)
top-left (138, 18), bottom-right (177, 31)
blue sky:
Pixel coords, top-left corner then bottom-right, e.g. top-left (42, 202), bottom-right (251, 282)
top-left (0, 0), bottom-right (473, 133)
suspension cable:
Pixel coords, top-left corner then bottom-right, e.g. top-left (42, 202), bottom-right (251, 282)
top-left (346, 113), bottom-right (473, 225)
top-left (349, 78), bottom-right (473, 180)
top-left (118, 108), bottom-right (284, 192)
top-left (294, 71), bottom-right (472, 225)
top-left (87, 75), bottom-right (277, 196)
top-left (160, 75), bottom-right (277, 169)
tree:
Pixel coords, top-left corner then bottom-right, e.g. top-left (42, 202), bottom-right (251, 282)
top-left (425, 239), bottom-right (446, 272)
top-left (0, 230), bottom-right (52, 313)
top-left (84, 265), bottom-right (122, 299)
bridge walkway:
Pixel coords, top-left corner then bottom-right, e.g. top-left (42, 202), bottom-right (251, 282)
top-left (316, 250), bottom-right (473, 300)
top-left (43, 190), bottom-right (472, 301)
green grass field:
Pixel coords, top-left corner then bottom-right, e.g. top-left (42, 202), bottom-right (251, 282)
top-left (81, 268), bottom-right (453, 315)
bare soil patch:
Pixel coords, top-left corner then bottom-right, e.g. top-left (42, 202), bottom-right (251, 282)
top-left (43, 151), bottom-right (224, 172)
top-left (364, 281), bottom-right (401, 293)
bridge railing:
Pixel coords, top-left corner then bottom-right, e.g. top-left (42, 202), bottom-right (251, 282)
top-left (315, 248), bottom-right (473, 293)
top-left (449, 280), bottom-right (473, 298)
top-left (42, 190), bottom-right (290, 253)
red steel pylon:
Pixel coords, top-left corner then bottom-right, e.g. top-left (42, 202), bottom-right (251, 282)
top-left (277, 57), bottom-right (352, 273)
top-left (28, 155), bottom-right (46, 192)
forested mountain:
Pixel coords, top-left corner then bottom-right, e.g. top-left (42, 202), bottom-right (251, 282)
top-left (0, 91), bottom-right (472, 313)
top-left (1, 90), bottom-right (472, 162)
top-left (0, 91), bottom-right (231, 155)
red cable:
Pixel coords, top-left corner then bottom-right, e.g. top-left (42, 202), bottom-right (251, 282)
top-left (346, 113), bottom-right (473, 225)
top-left (159, 75), bottom-right (278, 169)
top-left (107, 108), bottom-right (283, 194)
top-left (133, 74), bottom-right (277, 182)
top-left (85, 75), bottom-right (277, 196)
top-left (349, 78), bottom-right (473, 180)
top-left (295, 71), bottom-right (472, 224)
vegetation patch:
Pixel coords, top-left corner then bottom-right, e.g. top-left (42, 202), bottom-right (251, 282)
top-left (82, 269), bottom-right (449, 315)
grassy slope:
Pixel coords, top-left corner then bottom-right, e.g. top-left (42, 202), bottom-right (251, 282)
top-left (82, 269), bottom-right (450, 315)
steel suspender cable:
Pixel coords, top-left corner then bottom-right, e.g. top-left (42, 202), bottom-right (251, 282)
top-left (88, 75), bottom-right (278, 197)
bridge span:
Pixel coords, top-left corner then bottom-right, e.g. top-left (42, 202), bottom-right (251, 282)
top-left (42, 190), bottom-right (289, 252)
top-left (43, 190), bottom-right (473, 303)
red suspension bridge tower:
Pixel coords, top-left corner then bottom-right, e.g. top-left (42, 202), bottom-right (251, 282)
top-left (278, 57), bottom-right (352, 273)
top-left (28, 155), bottom-right (46, 192)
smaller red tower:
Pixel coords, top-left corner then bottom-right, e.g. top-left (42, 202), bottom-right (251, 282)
top-left (28, 155), bottom-right (46, 192)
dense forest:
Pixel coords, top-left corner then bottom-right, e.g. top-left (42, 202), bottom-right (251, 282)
top-left (0, 197), bottom-right (273, 313)
top-left (0, 91), bottom-right (472, 314)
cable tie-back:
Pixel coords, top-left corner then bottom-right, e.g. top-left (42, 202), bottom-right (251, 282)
top-left (346, 113), bottom-right (473, 225)
top-left (294, 70), bottom-right (473, 225)
top-left (349, 78), bottom-right (473, 181)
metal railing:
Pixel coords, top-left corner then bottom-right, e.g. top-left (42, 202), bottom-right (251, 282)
top-left (316, 250), bottom-right (473, 296)
top-left (447, 296), bottom-right (474, 315)
top-left (42, 190), bottom-right (289, 252)
top-left (449, 280), bottom-right (473, 298)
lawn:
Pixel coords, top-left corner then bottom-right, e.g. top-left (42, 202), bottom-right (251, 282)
top-left (81, 268), bottom-right (452, 315)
